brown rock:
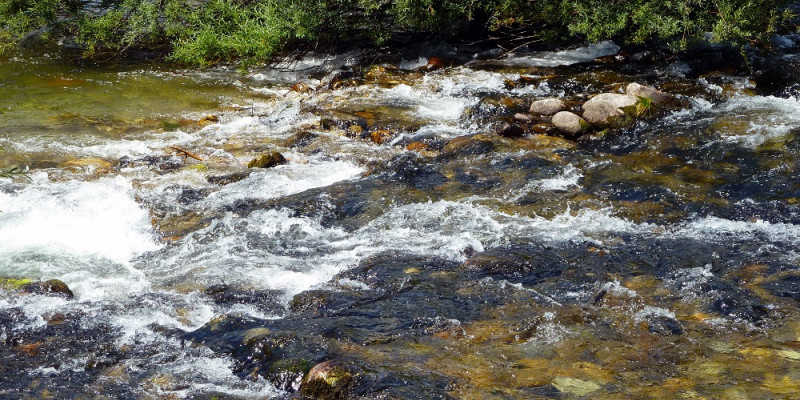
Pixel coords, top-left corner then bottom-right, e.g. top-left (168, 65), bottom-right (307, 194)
top-left (21, 279), bottom-right (74, 299)
top-left (370, 129), bottom-right (395, 144)
top-left (299, 360), bottom-right (354, 400)
top-left (497, 122), bottom-right (526, 138)
top-left (247, 152), bottom-right (287, 169)
top-left (290, 82), bottom-right (313, 94)
top-left (406, 142), bottom-right (430, 152)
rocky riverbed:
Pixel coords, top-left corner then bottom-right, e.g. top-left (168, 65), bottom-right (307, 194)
top-left (2, 39), bottom-right (800, 398)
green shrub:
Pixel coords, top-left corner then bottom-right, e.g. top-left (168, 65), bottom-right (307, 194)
top-left (1, 0), bottom-right (796, 65)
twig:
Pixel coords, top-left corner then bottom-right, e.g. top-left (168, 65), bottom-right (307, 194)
top-left (169, 146), bottom-right (203, 161)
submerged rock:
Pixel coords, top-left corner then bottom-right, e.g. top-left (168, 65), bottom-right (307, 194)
top-left (284, 131), bottom-right (319, 148)
top-left (441, 134), bottom-right (496, 156)
top-left (581, 93), bottom-right (637, 126)
top-left (206, 170), bottom-right (252, 185)
top-left (247, 152), bottom-right (287, 169)
top-left (320, 111), bottom-right (368, 132)
top-left (530, 98), bottom-right (567, 116)
top-left (551, 111), bottom-right (589, 135)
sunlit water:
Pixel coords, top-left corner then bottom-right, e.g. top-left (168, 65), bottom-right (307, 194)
top-left (2, 41), bottom-right (800, 398)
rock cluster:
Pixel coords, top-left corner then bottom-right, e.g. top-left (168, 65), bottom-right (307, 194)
top-left (518, 83), bottom-right (676, 138)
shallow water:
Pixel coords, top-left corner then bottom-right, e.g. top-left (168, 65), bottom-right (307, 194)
top-left (1, 42), bottom-right (800, 399)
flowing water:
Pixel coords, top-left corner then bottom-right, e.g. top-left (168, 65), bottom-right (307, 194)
top-left (1, 40), bottom-right (800, 399)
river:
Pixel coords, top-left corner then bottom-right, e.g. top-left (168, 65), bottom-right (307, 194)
top-left (1, 40), bottom-right (800, 398)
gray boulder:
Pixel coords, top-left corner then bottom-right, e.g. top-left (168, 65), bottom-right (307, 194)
top-left (530, 98), bottom-right (567, 116)
top-left (626, 83), bottom-right (673, 104)
top-left (551, 111), bottom-right (588, 135)
top-left (581, 93), bottom-right (637, 126)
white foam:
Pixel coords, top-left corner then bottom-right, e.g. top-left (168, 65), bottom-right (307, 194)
top-left (503, 41), bottom-right (620, 67)
top-left (204, 159), bottom-right (363, 208)
top-left (0, 174), bottom-right (160, 263)
top-left (713, 95), bottom-right (800, 148)
top-left (674, 216), bottom-right (800, 244)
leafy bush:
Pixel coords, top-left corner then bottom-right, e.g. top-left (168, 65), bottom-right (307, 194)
top-left (1, 0), bottom-right (796, 65)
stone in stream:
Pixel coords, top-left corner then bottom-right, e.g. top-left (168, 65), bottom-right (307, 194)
top-left (581, 93), bottom-right (637, 126)
top-left (284, 131), bottom-right (319, 148)
top-left (551, 111), bottom-right (589, 135)
top-left (441, 134), bottom-right (496, 157)
top-left (206, 170), bottom-right (252, 185)
top-left (529, 98), bottom-right (567, 116)
top-left (496, 122), bottom-right (525, 138)
top-left (247, 151), bottom-right (287, 169)
top-left (20, 279), bottom-right (74, 299)
top-left (298, 360), bottom-right (355, 400)
top-left (625, 83), bottom-right (674, 104)
top-left (319, 110), bottom-right (368, 132)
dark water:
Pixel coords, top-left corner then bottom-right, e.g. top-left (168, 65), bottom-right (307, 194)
top-left (1, 40), bottom-right (800, 398)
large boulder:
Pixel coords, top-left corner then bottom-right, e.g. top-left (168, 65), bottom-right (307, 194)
top-left (551, 111), bottom-right (589, 135)
top-left (581, 93), bottom-right (637, 126)
top-left (625, 83), bottom-right (673, 104)
top-left (529, 98), bottom-right (567, 116)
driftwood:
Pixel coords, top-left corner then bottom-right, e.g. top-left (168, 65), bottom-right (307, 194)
top-left (169, 146), bottom-right (203, 161)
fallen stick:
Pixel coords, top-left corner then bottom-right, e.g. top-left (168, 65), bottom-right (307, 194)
top-left (169, 146), bottom-right (203, 161)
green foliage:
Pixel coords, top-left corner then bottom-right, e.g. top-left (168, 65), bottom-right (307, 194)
top-left (0, 0), bottom-right (796, 65)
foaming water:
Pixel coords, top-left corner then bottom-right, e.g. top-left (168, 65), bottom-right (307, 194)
top-left (204, 159), bottom-right (364, 208)
top-left (0, 174), bottom-right (160, 300)
top-left (714, 95), bottom-right (800, 147)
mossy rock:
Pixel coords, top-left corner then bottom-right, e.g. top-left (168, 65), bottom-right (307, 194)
top-left (248, 152), bottom-right (287, 169)
top-left (0, 278), bottom-right (34, 290)
top-left (298, 360), bottom-right (355, 400)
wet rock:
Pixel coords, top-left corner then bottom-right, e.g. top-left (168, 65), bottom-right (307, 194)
top-left (645, 315), bottom-right (684, 335)
top-left (299, 360), bottom-right (355, 400)
top-left (441, 134), bottom-right (496, 157)
top-left (513, 113), bottom-right (535, 123)
top-left (386, 153), bottom-right (447, 189)
top-left (552, 377), bottom-right (603, 396)
top-left (497, 122), bottom-right (525, 138)
top-left (320, 111), bottom-right (368, 132)
top-left (369, 129), bottom-right (396, 145)
top-left (463, 242), bottom-right (568, 285)
top-left (21, 279), bottom-right (74, 299)
top-left (198, 115), bottom-right (219, 126)
top-left (117, 155), bottom-right (184, 172)
top-left (206, 170), bottom-right (252, 185)
top-left (419, 56), bottom-right (446, 72)
top-left (530, 98), bottom-right (567, 116)
top-left (625, 83), bottom-right (674, 105)
top-left (581, 93), bottom-right (637, 126)
top-left (248, 152), bottom-right (287, 169)
top-left (551, 111), bottom-right (589, 135)
top-left (711, 294), bottom-right (770, 325)
top-left (762, 274), bottom-right (800, 302)
top-left (284, 131), bottom-right (320, 148)
top-left (327, 70), bottom-right (360, 90)
top-left (204, 284), bottom-right (285, 315)
top-left (530, 122), bottom-right (558, 135)
top-left (290, 82), bottom-right (313, 94)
